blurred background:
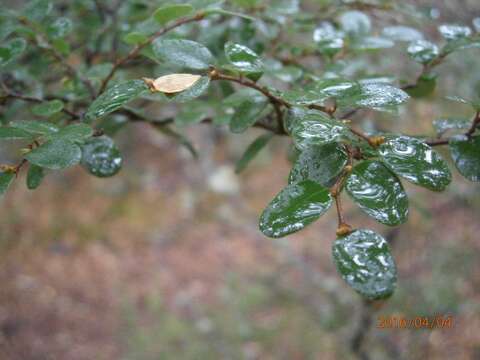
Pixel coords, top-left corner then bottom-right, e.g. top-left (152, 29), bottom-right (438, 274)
top-left (1, 0), bottom-right (480, 359)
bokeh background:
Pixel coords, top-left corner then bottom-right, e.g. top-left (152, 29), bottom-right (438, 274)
top-left (1, 1), bottom-right (480, 359)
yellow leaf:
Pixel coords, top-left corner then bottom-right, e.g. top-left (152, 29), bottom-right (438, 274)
top-left (149, 74), bottom-right (202, 94)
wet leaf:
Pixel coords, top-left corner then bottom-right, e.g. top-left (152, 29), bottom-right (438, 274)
top-left (81, 136), bottom-right (122, 177)
top-left (23, 0), bottom-right (52, 22)
top-left (289, 143), bottom-right (348, 187)
top-left (0, 172), bottom-right (15, 197)
top-left (333, 229), bottom-right (397, 299)
top-left (47, 17), bottom-right (73, 39)
top-left (346, 161), bottom-right (408, 226)
top-left (26, 164), bottom-right (45, 189)
top-left (407, 40), bottom-right (438, 65)
top-left (46, 123), bottom-right (93, 143)
top-left (353, 83), bottom-right (409, 110)
top-left (85, 80), bottom-right (148, 121)
top-left (339, 11), bottom-right (371, 35)
top-left (438, 24), bottom-right (472, 41)
top-left (151, 74), bottom-right (201, 93)
top-left (379, 136), bottom-right (451, 191)
top-left (153, 4), bottom-right (193, 25)
top-left (404, 74), bottom-right (436, 98)
top-left (0, 38), bottom-right (27, 66)
top-left (291, 112), bottom-right (348, 150)
top-left (433, 117), bottom-right (471, 135)
top-left (382, 26), bottom-right (423, 42)
top-left (235, 133), bottom-right (273, 173)
top-left (352, 36), bottom-right (394, 51)
top-left (152, 39), bottom-right (214, 70)
top-left (449, 135), bottom-right (480, 182)
top-left (313, 22), bottom-right (344, 56)
top-left (31, 100), bottom-right (64, 117)
top-left (259, 180), bottom-right (332, 238)
top-left (25, 139), bottom-right (82, 170)
top-left (224, 42), bottom-right (264, 79)
top-left (10, 120), bottom-right (59, 136)
top-left (0, 127), bottom-right (32, 140)
top-left (229, 98), bottom-right (268, 133)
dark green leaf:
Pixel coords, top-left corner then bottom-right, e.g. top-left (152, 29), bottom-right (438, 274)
top-left (379, 136), bottom-right (451, 191)
top-left (25, 139), bottom-right (82, 170)
top-left (0, 38), bottom-right (27, 66)
top-left (235, 133), bottom-right (273, 173)
top-left (289, 143), bottom-right (347, 187)
top-left (153, 4), bottom-right (193, 25)
top-left (407, 39), bottom-right (439, 64)
top-left (31, 100), bottom-right (64, 117)
top-left (26, 164), bottom-right (45, 189)
top-left (23, 0), bottom-right (52, 22)
top-left (47, 17), bottom-right (73, 39)
top-left (0, 172), bottom-right (15, 197)
top-left (162, 76), bottom-right (210, 103)
top-left (291, 112), bottom-right (348, 150)
top-left (10, 120), bottom-right (59, 135)
top-left (152, 39), bottom-right (214, 70)
top-left (353, 83), bottom-right (409, 111)
top-left (259, 180), bottom-right (332, 238)
top-left (0, 127), bottom-right (32, 140)
top-left (224, 42), bottom-right (264, 79)
top-left (449, 135), bottom-right (480, 182)
top-left (346, 161), bottom-right (408, 226)
top-left (85, 80), bottom-right (148, 121)
top-left (46, 123), bottom-right (93, 143)
top-left (333, 229), bottom-right (397, 299)
top-left (81, 136), bottom-right (122, 177)
top-left (404, 74), bottom-right (436, 98)
top-left (229, 98), bottom-right (268, 133)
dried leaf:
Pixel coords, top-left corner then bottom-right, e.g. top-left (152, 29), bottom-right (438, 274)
top-left (147, 74), bottom-right (202, 94)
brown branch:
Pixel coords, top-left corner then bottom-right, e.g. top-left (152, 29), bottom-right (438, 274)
top-left (98, 12), bottom-right (206, 96)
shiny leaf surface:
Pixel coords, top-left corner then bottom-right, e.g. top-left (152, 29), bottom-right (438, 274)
top-left (152, 39), bottom-right (214, 70)
top-left (449, 135), bottom-right (480, 181)
top-left (229, 98), bottom-right (268, 133)
top-left (31, 100), bottom-right (64, 117)
top-left (25, 139), bottom-right (82, 170)
top-left (81, 136), bottom-right (122, 177)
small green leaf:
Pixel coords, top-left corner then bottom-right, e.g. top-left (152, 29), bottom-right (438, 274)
top-left (26, 164), bottom-right (45, 189)
top-left (31, 100), bottom-right (64, 117)
top-left (25, 139), bottom-right (82, 170)
top-left (47, 123), bottom-right (93, 143)
top-left (339, 11), bottom-right (371, 35)
top-left (407, 40), bottom-right (439, 64)
top-left (449, 135), bottom-right (480, 182)
top-left (353, 83), bottom-right (409, 111)
top-left (46, 17), bottom-right (73, 39)
top-left (203, 8), bottom-right (256, 21)
top-left (85, 80), bottom-right (149, 121)
top-left (259, 180), bottom-right (333, 238)
top-left (438, 24), bottom-right (472, 41)
top-left (0, 127), bottom-right (32, 140)
top-left (152, 39), bottom-right (214, 70)
top-left (235, 133), bottom-right (273, 173)
top-left (153, 4), bottom-right (193, 25)
top-left (382, 26), bottom-right (423, 42)
top-left (0, 38), bottom-right (27, 66)
top-left (0, 172), bottom-right (15, 197)
top-left (379, 136), bottom-right (451, 191)
top-left (10, 120), bottom-right (60, 136)
top-left (229, 98), bottom-right (268, 133)
top-left (123, 32), bottom-right (149, 45)
top-left (224, 42), bottom-right (264, 79)
top-left (404, 74), bottom-right (437, 98)
top-left (291, 112), bottom-right (348, 150)
top-left (289, 143), bottom-right (347, 187)
top-left (346, 161), bottom-right (408, 226)
top-left (352, 36), bottom-right (395, 51)
top-left (23, 0), bottom-right (52, 22)
top-left (333, 229), bottom-right (397, 299)
top-left (81, 136), bottom-right (122, 177)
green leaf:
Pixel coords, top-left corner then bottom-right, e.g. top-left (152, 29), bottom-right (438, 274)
top-left (26, 164), bottom-right (45, 189)
top-left (23, 0), bottom-right (52, 22)
top-left (0, 172), bottom-right (15, 197)
top-left (291, 112), bottom-right (348, 150)
top-left (352, 36), bottom-right (395, 51)
top-left (123, 32), bottom-right (149, 45)
top-left (407, 40), bottom-right (439, 64)
top-left (289, 143), bottom-right (348, 187)
top-left (153, 124), bottom-right (198, 158)
top-left (25, 139), bottom-right (82, 170)
top-left (152, 39), bottom-right (214, 70)
top-left (404, 74), bottom-right (437, 98)
top-left (235, 133), bottom-right (273, 173)
top-left (85, 80), bottom-right (148, 121)
top-left (31, 100), bottom-right (64, 117)
top-left (81, 136), bottom-right (122, 177)
top-left (224, 42), bottom-right (264, 79)
top-left (10, 120), bottom-right (60, 135)
top-left (203, 8), bottom-right (256, 21)
top-left (442, 37), bottom-right (480, 54)
top-left (313, 22), bottom-right (344, 57)
top-left (382, 26), bottom-right (423, 42)
top-left (339, 11), bottom-right (371, 35)
top-left (333, 229), bottom-right (397, 299)
top-left (46, 123), bottom-right (93, 143)
top-left (0, 38), bottom-right (27, 66)
top-left (346, 161), bottom-right (409, 226)
top-left (259, 180), bottom-right (333, 238)
top-left (353, 83), bottom-right (409, 111)
top-left (46, 17), bottom-right (73, 39)
top-left (229, 98), bottom-right (268, 133)
top-left (433, 117), bottom-right (471, 135)
top-left (379, 136), bottom-right (452, 191)
top-left (0, 127), bottom-right (32, 140)
top-left (153, 4), bottom-right (193, 25)
top-left (449, 135), bottom-right (480, 182)
top-left (438, 24), bottom-right (472, 41)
